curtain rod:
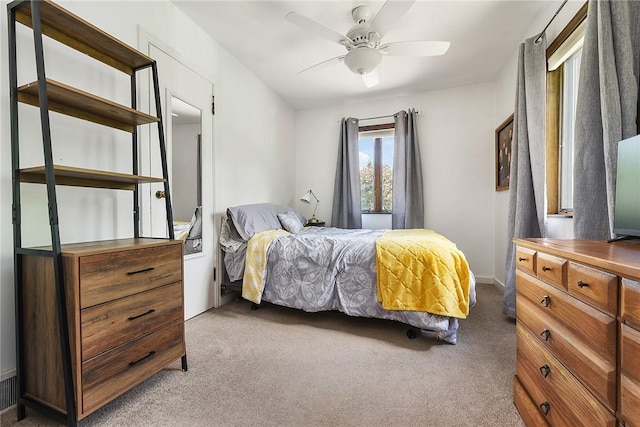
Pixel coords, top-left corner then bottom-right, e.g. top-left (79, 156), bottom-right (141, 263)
top-left (535, 0), bottom-right (568, 44)
top-left (359, 114), bottom-right (394, 122)
top-left (359, 110), bottom-right (421, 122)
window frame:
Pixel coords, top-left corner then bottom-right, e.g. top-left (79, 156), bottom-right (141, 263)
top-left (358, 123), bottom-right (395, 214)
top-left (546, 2), bottom-right (588, 215)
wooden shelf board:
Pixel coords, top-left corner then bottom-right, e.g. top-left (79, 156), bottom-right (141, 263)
top-left (13, 0), bottom-right (153, 74)
top-left (19, 165), bottom-right (165, 190)
top-left (18, 79), bottom-right (159, 133)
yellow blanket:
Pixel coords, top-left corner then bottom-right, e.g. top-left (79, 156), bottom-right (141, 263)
top-left (376, 229), bottom-right (470, 318)
top-left (242, 229), bottom-right (290, 304)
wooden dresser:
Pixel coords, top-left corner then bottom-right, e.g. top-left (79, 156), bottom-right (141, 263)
top-left (21, 238), bottom-right (185, 420)
top-left (513, 238), bottom-right (640, 426)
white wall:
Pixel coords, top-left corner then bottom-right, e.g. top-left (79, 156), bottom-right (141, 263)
top-left (493, 0), bottom-right (584, 288)
top-left (0, 0), bottom-right (295, 381)
top-left (295, 84), bottom-right (497, 284)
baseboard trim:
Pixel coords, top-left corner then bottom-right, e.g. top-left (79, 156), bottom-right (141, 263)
top-left (473, 275), bottom-right (494, 285)
top-left (493, 278), bottom-right (506, 290)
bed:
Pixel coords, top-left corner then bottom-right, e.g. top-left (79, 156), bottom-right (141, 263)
top-left (174, 206), bottom-right (202, 255)
top-left (220, 203), bottom-right (476, 344)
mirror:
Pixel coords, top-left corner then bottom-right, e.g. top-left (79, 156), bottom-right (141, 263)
top-left (171, 96), bottom-right (202, 255)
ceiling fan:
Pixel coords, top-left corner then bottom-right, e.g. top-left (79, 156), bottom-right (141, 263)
top-left (286, 0), bottom-right (450, 88)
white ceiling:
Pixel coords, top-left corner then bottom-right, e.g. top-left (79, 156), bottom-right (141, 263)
top-left (172, 0), bottom-right (555, 111)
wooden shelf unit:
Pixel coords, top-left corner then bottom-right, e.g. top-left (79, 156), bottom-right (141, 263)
top-left (7, 1), bottom-right (185, 426)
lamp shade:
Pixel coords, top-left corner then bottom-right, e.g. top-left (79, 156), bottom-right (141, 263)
top-left (300, 191), bottom-right (312, 204)
top-left (299, 190), bottom-right (320, 223)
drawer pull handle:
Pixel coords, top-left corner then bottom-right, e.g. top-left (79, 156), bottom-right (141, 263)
top-left (539, 364), bottom-right (551, 378)
top-left (577, 280), bottom-right (588, 288)
top-left (540, 329), bottom-right (551, 341)
top-left (540, 295), bottom-right (550, 307)
top-left (518, 257), bottom-right (527, 262)
top-left (129, 351), bottom-right (156, 366)
top-left (126, 267), bottom-right (155, 276)
top-left (539, 402), bottom-right (551, 416)
top-left (128, 309), bottom-right (156, 321)
top-left (541, 266), bottom-right (551, 272)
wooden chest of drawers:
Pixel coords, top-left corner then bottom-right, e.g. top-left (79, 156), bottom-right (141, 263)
top-left (514, 238), bottom-right (640, 426)
top-left (21, 238), bottom-right (185, 420)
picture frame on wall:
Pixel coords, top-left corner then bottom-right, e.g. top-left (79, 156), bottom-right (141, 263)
top-left (495, 114), bottom-right (514, 191)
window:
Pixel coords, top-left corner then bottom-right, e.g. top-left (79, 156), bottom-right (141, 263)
top-left (546, 3), bottom-right (587, 214)
top-left (359, 124), bottom-right (394, 213)
top-left (559, 50), bottom-right (581, 211)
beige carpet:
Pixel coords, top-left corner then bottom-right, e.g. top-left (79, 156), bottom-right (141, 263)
top-left (2, 283), bottom-right (524, 427)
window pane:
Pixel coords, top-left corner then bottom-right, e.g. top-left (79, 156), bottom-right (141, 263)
top-left (560, 48), bottom-right (582, 211)
top-left (381, 137), bottom-right (394, 211)
top-left (359, 130), bottom-right (394, 213)
top-left (359, 138), bottom-right (374, 212)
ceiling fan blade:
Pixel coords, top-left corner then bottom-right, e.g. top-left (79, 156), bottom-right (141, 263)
top-left (362, 69), bottom-right (379, 88)
top-left (286, 12), bottom-right (352, 47)
top-left (297, 55), bottom-right (344, 75)
top-left (380, 41), bottom-right (450, 57)
top-left (368, 0), bottom-right (416, 40)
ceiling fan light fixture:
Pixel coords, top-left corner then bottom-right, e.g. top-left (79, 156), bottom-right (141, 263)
top-left (362, 69), bottom-right (379, 88)
top-left (344, 47), bottom-right (382, 75)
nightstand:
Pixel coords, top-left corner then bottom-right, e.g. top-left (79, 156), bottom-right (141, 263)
top-left (305, 221), bottom-right (325, 227)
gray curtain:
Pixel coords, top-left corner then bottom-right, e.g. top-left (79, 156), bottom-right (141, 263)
top-left (503, 35), bottom-right (548, 319)
top-left (392, 109), bottom-right (424, 229)
top-left (331, 117), bottom-right (362, 228)
top-left (573, 0), bottom-right (640, 240)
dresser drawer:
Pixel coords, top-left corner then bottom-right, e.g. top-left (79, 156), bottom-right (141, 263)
top-left (79, 243), bottom-right (182, 308)
top-left (517, 296), bottom-right (617, 410)
top-left (567, 262), bottom-right (618, 315)
top-left (514, 375), bottom-right (549, 427)
top-left (81, 282), bottom-right (183, 360)
top-left (517, 270), bottom-right (616, 363)
top-left (516, 247), bottom-right (537, 275)
top-left (621, 324), bottom-right (640, 427)
top-left (516, 324), bottom-right (616, 427)
top-left (82, 319), bottom-right (184, 414)
top-left (622, 278), bottom-right (640, 329)
top-left (536, 252), bottom-right (567, 290)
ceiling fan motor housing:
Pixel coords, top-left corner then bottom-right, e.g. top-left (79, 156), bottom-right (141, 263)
top-left (351, 5), bottom-right (373, 24)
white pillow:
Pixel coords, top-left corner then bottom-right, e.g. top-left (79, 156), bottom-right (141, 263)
top-left (278, 212), bottom-right (304, 234)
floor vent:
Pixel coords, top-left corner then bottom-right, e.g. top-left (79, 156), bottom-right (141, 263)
top-left (0, 375), bottom-right (16, 413)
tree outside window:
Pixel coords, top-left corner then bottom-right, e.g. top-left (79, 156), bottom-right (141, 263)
top-left (359, 125), bottom-right (394, 213)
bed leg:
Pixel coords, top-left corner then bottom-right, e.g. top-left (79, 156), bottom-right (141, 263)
top-left (406, 329), bottom-right (417, 339)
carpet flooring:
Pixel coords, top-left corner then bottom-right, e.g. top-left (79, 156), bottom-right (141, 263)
top-left (1, 283), bottom-right (524, 427)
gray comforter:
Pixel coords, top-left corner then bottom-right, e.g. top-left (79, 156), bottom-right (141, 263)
top-left (258, 227), bottom-right (476, 344)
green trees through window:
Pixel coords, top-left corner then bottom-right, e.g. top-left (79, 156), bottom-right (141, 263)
top-left (359, 124), bottom-right (394, 213)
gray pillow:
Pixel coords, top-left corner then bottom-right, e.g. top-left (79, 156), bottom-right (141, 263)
top-left (227, 203), bottom-right (305, 241)
top-left (278, 212), bottom-right (304, 234)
